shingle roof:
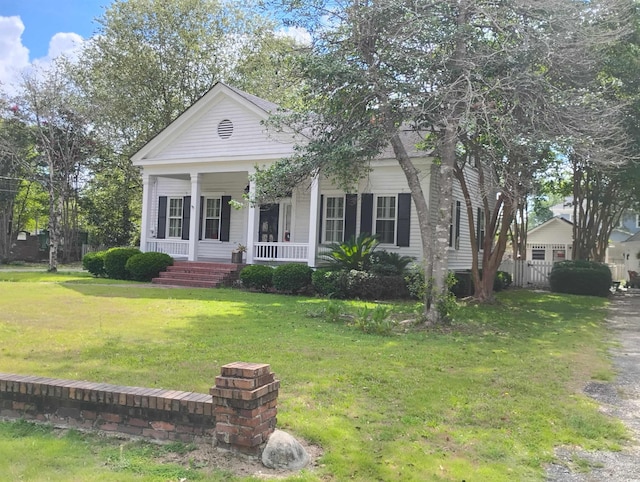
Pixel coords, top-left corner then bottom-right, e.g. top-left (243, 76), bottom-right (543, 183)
top-left (224, 83), bottom-right (280, 113)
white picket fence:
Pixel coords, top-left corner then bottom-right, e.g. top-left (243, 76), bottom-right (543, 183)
top-left (499, 259), bottom-right (626, 289)
top-left (499, 260), bottom-right (554, 288)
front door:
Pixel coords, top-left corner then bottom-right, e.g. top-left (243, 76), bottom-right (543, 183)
top-left (259, 204), bottom-right (279, 242)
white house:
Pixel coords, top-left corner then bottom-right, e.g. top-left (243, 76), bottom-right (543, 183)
top-left (132, 83), bottom-right (482, 269)
top-left (525, 216), bottom-right (573, 262)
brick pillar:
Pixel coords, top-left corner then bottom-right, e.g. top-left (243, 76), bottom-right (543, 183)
top-left (210, 362), bottom-right (279, 455)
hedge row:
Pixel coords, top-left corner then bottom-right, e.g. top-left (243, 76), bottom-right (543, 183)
top-left (240, 264), bottom-right (411, 300)
top-left (549, 260), bottom-right (612, 297)
top-left (82, 248), bottom-right (173, 281)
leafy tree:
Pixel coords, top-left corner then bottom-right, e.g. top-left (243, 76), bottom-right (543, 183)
top-left (70, 0), bottom-right (299, 247)
top-left (0, 98), bottom-right (35, 262)
top-left (19, 64), bottom-right (98, 270)
top-left (257, 0), bottom-right (633, 315)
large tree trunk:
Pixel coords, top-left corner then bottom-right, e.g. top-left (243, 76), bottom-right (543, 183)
top-left (389, 133), bottom-right (451, 322)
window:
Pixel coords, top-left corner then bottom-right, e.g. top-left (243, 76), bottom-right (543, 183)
top-left (168, 198), bottom-right (183, 238)
top-left (325, 196), bottom-right (344, 243)
top-left (449, 201), bottom-right (461, 249)
top-left (376, 196), bottom-right (396, 244)
top-left (476, 207), bottom-right (485, 249)
top-left (532, 249), bottom-right (545, 260)
top-left (204, 198), bottom-right (221, 239)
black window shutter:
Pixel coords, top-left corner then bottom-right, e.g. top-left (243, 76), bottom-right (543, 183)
top-left (455, 201), bottom-right (461, 249)
top-left (397, 193), bottom-right (411, 247)
top-left (199, 196), bottom-right (204, 240)
top-left (157, 196), bottom-right (167, 239)
top-left (220, 195), bottom-right (232, 242)
top-left (181, 196), bottom-right (191, 240)
top-left (344, 194), bottom-right (357, 241)
top-left (318, 195), bottom-right (324, 244)
top-left (360, 193), bottom-right (373, 236)
top-left (476, 207), bottom-right (481, 249)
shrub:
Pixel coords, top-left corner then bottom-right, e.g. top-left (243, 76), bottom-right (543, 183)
top-left (311, 268), bottom-right (349, 298)
top-left (239, 265), bottom-right (274, 291)
top-left (273, 263), bottom-right (313, 294)
top-left (370, 251), bottom-right (414, 275)
top-left (125, 252), bottom-right (174, 281)
top-left (494, 270), bottom-right (512, 292)
top-left (404, 265), bottom-right (426, 300)
top-left (82, 251), bottom-right (106, 277)
top-left (321, 234), bottom-right (379, 271)
top-left (549, 260), bottom-right (612, 297)
top-left (345, 270), bottom-right (409, 300)
top-left (103, 247), bottom-right (142, 280)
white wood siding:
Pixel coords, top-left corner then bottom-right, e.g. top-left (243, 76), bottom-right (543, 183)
top-left (447, 165), bottom-right (484, 271)
top-left (149, 173), bottom-right (249, 260)
top-left (155, 97), bottom-right (294, 161)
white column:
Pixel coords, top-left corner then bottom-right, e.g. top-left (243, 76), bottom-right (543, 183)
top-left (246, 177), bottom-right (256, 264)
top-left (188, 173), bottom-right (202, 261)
top-left (307, 174), bottom-right (321, 267)
top-left (139, 173), bottom-right (154, 252)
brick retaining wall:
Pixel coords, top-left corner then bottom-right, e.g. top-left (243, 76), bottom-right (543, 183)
top-left (0, 373), bottom-right (215, 442)
top-left (0, 362), bottom-right (279, 454)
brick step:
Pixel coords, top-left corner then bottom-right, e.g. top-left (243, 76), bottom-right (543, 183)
top-left (166, 266), bottom-right (238, 275)
top-left (157, 272), bottom-right (229, 282)
top-left (152, 261), bottom-right (243, 288)
top-left (151, 277), bottom-right (220, 288)
top-left (172, 262), bottom-right (243, 270)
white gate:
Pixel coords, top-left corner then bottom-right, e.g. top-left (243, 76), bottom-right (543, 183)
top-left (499, 260), bottom-right (554, 288)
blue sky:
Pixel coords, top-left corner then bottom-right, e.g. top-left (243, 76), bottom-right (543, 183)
top-left (0, 0), bottom-right (309, 94)
top-left (2, 0), bottom-right (104, 59)
top-left (0, 0), bottom-right (105, 92)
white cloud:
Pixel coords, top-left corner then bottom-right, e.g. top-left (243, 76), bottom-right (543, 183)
top-left (44, 32), bottom-right (84, 62)
top-left (0, 16), bottom-right (85, 95)
top-left (0, 16), bottom-right (30, 94)
top-left (277, 26), bottom-right (312, 46)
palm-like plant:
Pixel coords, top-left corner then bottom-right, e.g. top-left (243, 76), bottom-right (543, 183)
top-left (321, 234), bottom-right (379, 271)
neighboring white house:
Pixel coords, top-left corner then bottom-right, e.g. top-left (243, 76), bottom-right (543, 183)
top-left (132, 82), bottom-right (482, 268)
top-left (525, 216), bottom-right (573, 263)
top-left (621, 231), bottom-right (640, 274)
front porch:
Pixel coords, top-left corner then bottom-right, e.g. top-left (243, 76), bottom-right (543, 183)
top-left (145, 239), bottom-right (312, 263)
top-left (140, 171), bottom-right (323, 266)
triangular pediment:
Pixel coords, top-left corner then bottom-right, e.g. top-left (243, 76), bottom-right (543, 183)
top-left (132, 83), bottom-right (296, 166)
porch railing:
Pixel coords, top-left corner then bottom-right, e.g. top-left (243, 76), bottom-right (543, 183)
top-left (253, 242), bottom-right (308, 262)
top-left (145, 240), bottom-right (189, 257)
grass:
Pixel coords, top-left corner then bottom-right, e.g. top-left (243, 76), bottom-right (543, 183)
top-left (0, 270), bottom-right (627, 481)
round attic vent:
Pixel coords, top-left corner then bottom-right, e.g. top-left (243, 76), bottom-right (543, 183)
top-left (217, 119), bottom-right (233, 139)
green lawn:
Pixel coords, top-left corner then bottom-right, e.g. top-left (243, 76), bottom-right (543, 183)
top-left (0, 270), bottom-right (626, 481)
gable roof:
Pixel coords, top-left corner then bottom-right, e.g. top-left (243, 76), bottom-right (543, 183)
top-left (623, 230), bottom-right (640, 243)
top-left (131, 82), bottom-right (281, 164)
top-left (225, 84), bottom-right (279, 113)
top-left (527, 216), bottom-right (573, 236)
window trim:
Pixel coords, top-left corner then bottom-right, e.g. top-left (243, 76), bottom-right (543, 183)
top-left (167, 197), bottom-right (183, 239)
top-left (323, 195), bottom-right (345, 243)
top-left (374, 195), bottom-right (397, 245)
top-left (202, 196), bottom-right (222, 240)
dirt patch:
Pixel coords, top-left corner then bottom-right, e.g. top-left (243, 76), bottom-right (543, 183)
top-left (159, 438), bottom-right (324, 479)
top-left (46, 425), bottom-right (323, 479)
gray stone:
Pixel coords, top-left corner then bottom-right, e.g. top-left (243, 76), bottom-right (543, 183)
top-left (261, 429), bottom-right (310, 470)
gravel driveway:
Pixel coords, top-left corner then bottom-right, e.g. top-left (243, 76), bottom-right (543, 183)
top-left (546, 291), bottom-right (640, 481)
